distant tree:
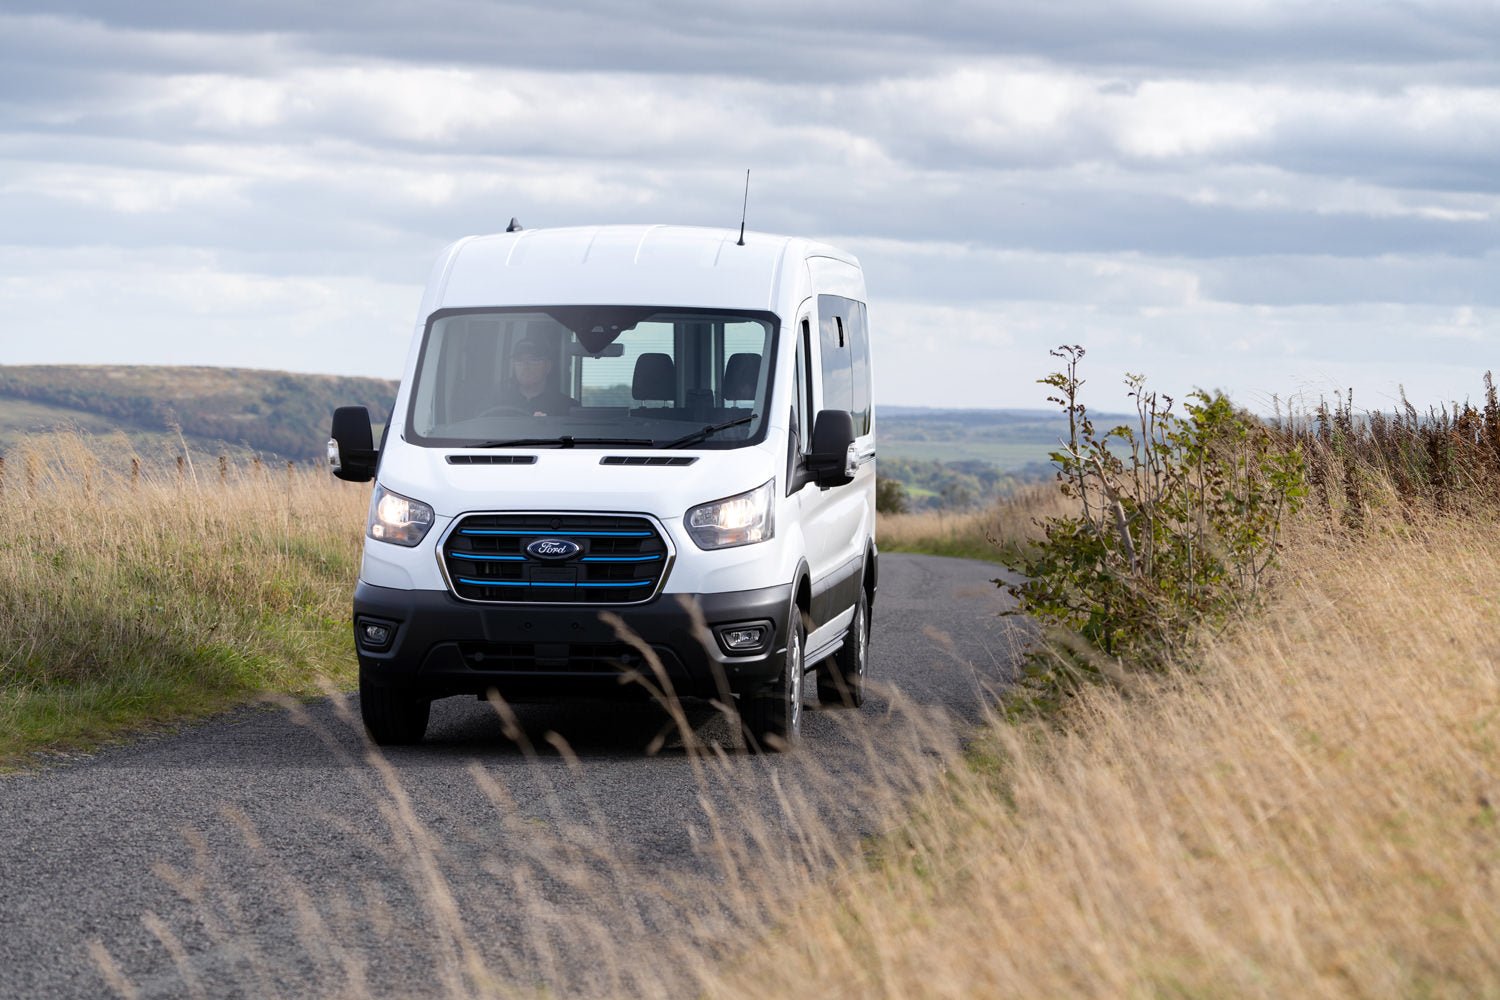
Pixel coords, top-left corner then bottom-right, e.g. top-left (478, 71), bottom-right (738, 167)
top-left (875, 476), bottom-right (909, 514)
top-left (940, 481), bottom-right (977, 510)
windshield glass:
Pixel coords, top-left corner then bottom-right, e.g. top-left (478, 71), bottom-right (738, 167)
top-left (406, 307), bottom-right (777, 448)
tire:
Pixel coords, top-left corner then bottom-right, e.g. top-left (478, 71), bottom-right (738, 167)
top-left (742, 608), bottom-right (806, 753)
top-left (818, 589), bottom-right (869, 708)
top-left (359, 668), bottom-right (431, 746)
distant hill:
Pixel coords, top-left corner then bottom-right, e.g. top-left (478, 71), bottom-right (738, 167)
top-left (0, 370), bottom-right (1111, 507)
top-left (0, 365), bottom-right (397, 464)
top-left (875, 405), bottom-right (1130, 472)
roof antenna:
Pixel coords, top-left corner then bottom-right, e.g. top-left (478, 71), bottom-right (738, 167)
top-left (506, 217), bottom-right (523, 233)
top-left (736, 170), bottom-right (749, 246)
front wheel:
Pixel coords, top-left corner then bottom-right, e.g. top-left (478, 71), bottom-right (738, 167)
top-left (741, 609), bottom-right (805, 752)
top-left (359, 668), bottom-right (431, 746)
top-left (818, 590), bottom-right (869, 707)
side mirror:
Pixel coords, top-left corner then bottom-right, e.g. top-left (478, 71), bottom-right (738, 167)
top-left (328, 406), bottom-right (378, 482)
top-left (808, 409), bottom-right (856, 488)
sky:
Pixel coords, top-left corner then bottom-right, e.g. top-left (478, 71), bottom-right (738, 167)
top-left (1, 0), bottom-right (1497, 415)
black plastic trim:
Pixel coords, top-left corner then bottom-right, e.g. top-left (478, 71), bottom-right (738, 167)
top-left (600, 456), bottom-right (697, 466)
top-left (354, 581), bottom-right (795, 701)
top-left (810, 553), bottom-right (864, 630)
top-left (447, 455), bottom-right (538, 465)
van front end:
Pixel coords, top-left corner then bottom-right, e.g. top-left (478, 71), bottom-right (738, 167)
top-left (351, 489), bottom-right (800, 707)
top-left (347, 431), bottom-right (807, 707)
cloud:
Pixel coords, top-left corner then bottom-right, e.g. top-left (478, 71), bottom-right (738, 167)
top-left (0, 2), bottom-right (1497, 414)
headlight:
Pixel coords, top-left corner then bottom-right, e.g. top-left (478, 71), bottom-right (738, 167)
top-left (685, 479), bottom-right (775, 549)
top-left (367, 484), bottom-right (435, 547)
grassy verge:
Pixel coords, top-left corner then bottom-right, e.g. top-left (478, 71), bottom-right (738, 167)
top-left (706, 504), bottom-right (1500, 997)
top-left (877, 482), bottom-right (1068, 563)
top-left (0, 434), bottom-right (367, 766)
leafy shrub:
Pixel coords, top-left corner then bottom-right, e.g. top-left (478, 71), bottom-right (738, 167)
top-left (875, 476), bottom-right (910, 514)
top-left (1002, 347), bottom-right (1306, 708)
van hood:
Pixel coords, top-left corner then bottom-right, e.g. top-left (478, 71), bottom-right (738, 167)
top-left (376, 441), bottom-right (781, 521)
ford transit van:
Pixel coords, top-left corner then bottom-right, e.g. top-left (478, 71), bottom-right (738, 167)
top-left (328, 224), bottom-right (876, 751)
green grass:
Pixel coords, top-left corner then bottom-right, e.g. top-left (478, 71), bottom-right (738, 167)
top-left (877, 484), bottom-right (1070, 566)
top-left (879, 531), bottom-right (1013, 564)
top-left (0, 435), bottom-right (368, 767)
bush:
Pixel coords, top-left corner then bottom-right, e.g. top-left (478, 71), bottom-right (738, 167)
top-left (875, 476), bottom-right (909, 514)
top-left (1002, 346), bottom-right (1306, 707)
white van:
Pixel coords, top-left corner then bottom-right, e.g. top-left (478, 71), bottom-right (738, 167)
top-left (328, 224), bottom-right (876, 751)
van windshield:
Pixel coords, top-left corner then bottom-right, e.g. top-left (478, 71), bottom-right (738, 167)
top-left (406, 307), bottom-right (778, 449)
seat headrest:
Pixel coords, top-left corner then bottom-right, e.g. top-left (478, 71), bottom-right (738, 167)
top-left (632, 353), bottom-right (676, 401)
top-left (722, 353), bottom-right (761, 402)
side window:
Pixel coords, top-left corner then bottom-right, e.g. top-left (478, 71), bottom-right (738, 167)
top-left (817, 293), bottom-right (869, 433)
top-left (848, 300), bottom-right (870, 435)
top-left (794, 318), bottom-right (812, 452)
top-left (817, 295), bottom-right (853, 417)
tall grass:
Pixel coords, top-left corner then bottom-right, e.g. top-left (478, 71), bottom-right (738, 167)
top-left (37, 385), bottom-right (1500, 997)
top-left (704, 504), bottom-right (1500, 999)
top-left (1279, 377), bottom-right (1500, 527)
top-left (0, 433), bottom-right (366, 763)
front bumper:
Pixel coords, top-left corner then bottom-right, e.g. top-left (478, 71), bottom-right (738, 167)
top-left (353, 581), bottom-right (793, 702)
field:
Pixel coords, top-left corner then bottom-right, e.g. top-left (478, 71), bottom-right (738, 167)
top-left (876, 407), bottom-right (1123, 474)
top-left (5, 405), bottom-right (1499, 996)
top-left (875, 438), bottom-right (1055, 470)
top-left (0, 434), bottom-right (368, 765)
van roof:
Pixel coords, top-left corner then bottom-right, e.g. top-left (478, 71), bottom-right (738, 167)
top-left (429, 224), bottom-right (859, 314)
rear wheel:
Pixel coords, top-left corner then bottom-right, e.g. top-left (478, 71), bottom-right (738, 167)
top-left (818, 589), bottom-right (869, 707)
top-left (742, 609), bottom-right (805, 752)
top-left (359, 668), bottom-right (431, 746)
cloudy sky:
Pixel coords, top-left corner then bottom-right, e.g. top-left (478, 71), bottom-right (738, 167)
top-left (1, 1), bottom-right (1497, 413)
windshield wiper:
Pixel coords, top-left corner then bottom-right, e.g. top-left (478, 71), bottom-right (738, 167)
top-left (471, 436), bottom-right (657, 449)
top-left (660, 413), bottom-right (757, 449)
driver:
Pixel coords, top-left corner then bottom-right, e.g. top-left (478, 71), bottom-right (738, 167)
top-left (503, 337), bottom-right (575, 416)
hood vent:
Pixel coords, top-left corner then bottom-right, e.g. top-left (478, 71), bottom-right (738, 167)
top-left (447, 455), bottom-right (538, 465)
top-left (600, 456), bottom-right (696, 467)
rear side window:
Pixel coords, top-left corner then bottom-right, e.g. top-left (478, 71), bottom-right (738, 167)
top-left (817, 294), bottom-right (871, 435)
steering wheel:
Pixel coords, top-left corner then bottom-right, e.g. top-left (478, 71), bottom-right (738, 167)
top-left (475, 404), bottom-right (529, 419)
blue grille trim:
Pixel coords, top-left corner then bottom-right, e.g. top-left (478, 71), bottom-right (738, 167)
top-left (451, 553), bottom-right (526, 562)
top-left (460, 529), bottom-right (653, 537)
top-left (579, 555), bottom-right (663, 564)
top-left (457, 577), bottom-right (652, 589)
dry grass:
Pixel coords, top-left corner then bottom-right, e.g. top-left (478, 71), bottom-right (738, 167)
top-left (0, 433), bottom-right (368, 763)
top-left (704, 508), bottom-right (1500, 998)
top-left (878, 482), bottom-right (1072, 562)
top-left (23, 423), bottom-right (1494, 998)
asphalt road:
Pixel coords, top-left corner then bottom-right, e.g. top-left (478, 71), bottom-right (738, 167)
top-left (0, 554), bottom-right (1025, 999)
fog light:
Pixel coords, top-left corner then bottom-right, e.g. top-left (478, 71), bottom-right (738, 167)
top-left (356, 618), bottom-right (397, 652)
top-left (715, 621), bottom-right (772, 655)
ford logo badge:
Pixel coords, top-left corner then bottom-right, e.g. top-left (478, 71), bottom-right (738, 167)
top-left (526, 538), bottom-right (581, 561)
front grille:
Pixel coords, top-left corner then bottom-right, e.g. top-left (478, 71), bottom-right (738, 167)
top-left (443, 513), bottom-right (670, 604)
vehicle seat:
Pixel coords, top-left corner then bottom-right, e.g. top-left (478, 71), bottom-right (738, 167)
top-left (722, 353), bottom-right (760, 407)
top-left (631, 353), bottom-right (677, 415)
